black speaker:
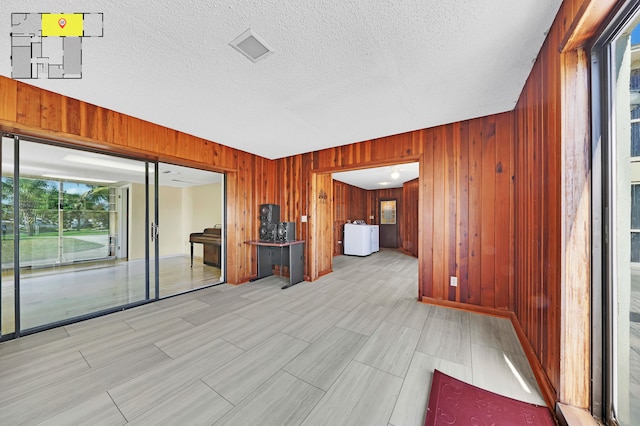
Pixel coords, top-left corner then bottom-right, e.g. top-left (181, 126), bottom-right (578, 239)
top-left (259, 204), bottom-right (280, 224)
top-left (259, 223), bottom-right (277, 242)
top-left (276, 222), bottom-right (296, 243)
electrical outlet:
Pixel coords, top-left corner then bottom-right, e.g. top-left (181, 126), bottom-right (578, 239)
top-left (450, 276), bottom-right (458, 287)
top-left (301, 215), bottom-right (308, 223)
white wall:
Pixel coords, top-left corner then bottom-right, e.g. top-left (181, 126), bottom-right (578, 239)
top-left (182, 183), bottom-right (223, 258)
top-left (129, 182), bottom-right (146, 260)
top-left (128, 182), bottom-right (223, 260)
top-left (159, 186), bottom-right (184, 257)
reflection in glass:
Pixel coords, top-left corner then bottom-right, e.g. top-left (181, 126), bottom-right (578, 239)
top-left (16, 140), bottom-right (149, 331)
top-left (1, 136), bottom-right (16, 336)
top-left (615, 23), bottom-right (640, 424)
top-left (0, 136), bottom-right (226, 336)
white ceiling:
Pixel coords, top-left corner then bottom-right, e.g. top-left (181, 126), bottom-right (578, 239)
top-left (0, 1), bottom-right (561, 165)
top-left (333, 163), bottom-right (419, 190)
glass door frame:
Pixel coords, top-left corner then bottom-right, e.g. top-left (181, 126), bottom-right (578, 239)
top-left (592, 0), bottom-right (640, 422)
top-left (0, 133), bottom-right (159, 340)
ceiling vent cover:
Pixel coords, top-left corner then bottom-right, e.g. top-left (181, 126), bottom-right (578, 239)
top-left (229, 29), bottom-right (274, 63)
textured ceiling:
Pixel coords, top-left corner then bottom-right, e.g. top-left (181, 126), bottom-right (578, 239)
top-left (1, 1), bottom-right (561, 161)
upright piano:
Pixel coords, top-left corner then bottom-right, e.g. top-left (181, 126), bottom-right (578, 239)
top-left (189, 227), bottom-right (221, 267)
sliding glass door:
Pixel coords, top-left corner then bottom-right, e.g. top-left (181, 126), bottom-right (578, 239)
top-left (157, 162), bottom-right (224, 298)
top-left (0, 135), bottom-right (226, 339)
top-left (1, 136), bottom-right (156, 335)
top-left (594, 5), bottom-right (640, 423)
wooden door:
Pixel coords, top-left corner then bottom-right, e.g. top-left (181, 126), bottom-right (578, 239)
top-left (380, 199), bottom-right (398, 248)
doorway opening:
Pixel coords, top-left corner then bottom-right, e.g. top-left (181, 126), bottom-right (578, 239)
top-left (305, 160), bottom-right (420, 297)
top-left (332, 162), bottom-right (419, 256)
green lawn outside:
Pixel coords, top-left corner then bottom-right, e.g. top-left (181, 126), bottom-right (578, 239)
top-left (1, 232), bottom-right (108, 264)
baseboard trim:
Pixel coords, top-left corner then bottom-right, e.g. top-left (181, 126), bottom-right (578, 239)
top-left (317, 268), bottom-right (333, 278)
top-left (421, 296), bottom-right (511, 318)
top-left (420, 297), bottom-right (558, 411)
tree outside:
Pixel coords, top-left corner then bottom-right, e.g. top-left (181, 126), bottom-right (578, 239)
top-left (1, 176), bottom-right (111, 267)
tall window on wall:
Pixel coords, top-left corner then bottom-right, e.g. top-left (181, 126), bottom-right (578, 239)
top-left (593, 2), bottom-right (640, 423)
top-left (632, 185), bottom-right (640, 262)
top-left (632, 62), bottom-right (640, 264)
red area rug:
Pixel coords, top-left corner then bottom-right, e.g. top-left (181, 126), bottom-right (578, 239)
top-left (425, 370), bottom-right (556, 425)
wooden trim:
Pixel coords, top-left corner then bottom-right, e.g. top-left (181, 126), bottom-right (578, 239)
top-left (0, 118), bottom-right (155, 160)
top-left (0, 118), bottom-right (237, 174)
top-left (421, 296), bottom-right (511, 318)
top-left (318, 269), bottom-right (333, 278)
top-left (510, 312), bottom-right (559, 411)
top-left (559, 0), bottom-right (620, 52)
top-left (311, 154), bottom-right (422, 174)
top-left (235, 276), bottom-right (255, 284)
top-left (559, 47), bottom-right (591, 408)
top-left (421, 296), bottom-right (558, 410)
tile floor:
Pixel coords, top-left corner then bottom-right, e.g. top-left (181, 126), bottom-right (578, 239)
top-left (0, 249), bottom-right (545, 425)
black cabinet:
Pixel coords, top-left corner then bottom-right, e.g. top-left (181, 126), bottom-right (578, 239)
top-left (247, 240), bottom-right (305, 289)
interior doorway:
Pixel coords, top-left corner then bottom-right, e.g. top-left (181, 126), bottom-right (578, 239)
top-left (332, 162), bottom-right (419, 255)
top-left (306, 161), bottom-right (420, 287)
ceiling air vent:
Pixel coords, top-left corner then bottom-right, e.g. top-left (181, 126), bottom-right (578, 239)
top-left (229, 29), bottom-right (274, 63)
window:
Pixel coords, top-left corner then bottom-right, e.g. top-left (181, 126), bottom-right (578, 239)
top-left (380, 200), bottom-right (396, 225)
top-left (593, 3), bottom-right (640, 423)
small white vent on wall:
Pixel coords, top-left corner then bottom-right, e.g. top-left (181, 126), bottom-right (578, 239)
top-left (229, 29), bottom-right (274, 63)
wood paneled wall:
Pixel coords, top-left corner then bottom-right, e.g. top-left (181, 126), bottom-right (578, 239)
top-left (403, 178), bottom-right (419, 257)
top-left (310, 172), bottom-right (334, 277)
top-left (514, 34), bottom-right (562, 402)
top-left (420, 116), bottom-right (514, 308)
top-left (512, 0), bottom-right (617, 409)
top-left (333, 180), bottom-right (369, 255)
top-left (281, 113), bottom-right (515, 309)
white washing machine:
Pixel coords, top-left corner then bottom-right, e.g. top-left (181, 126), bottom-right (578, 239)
top-left (344, 223), bottom-right (379, 256)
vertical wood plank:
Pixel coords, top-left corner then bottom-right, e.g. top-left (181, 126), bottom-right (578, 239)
top-left (40, 90), bottom-right (62, 132)
top-left (495, 113), bottom-right (512, 310)
top-left (446, 124), bottom-right (457, 302)
top-left (106, 109), bottom-right (127, 146)
top-left (457, 121), bottom-right (470, 304)
top-left (0, 76), bottom-right (17, 122)
top-left (468, 119), bottom-right (482, 305)
top-left (480, 118), bottom-right (496, 308)
top-left (422, 129), bottom-right (435, 299)
top-left (402, 178), bottom-right (419, 257)
top-left (16, 83), bottom-right (41, 127)
top-left (61, 97), bottom-right (81, 136)
top-left (432, 127), bottom-right (445, 300)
